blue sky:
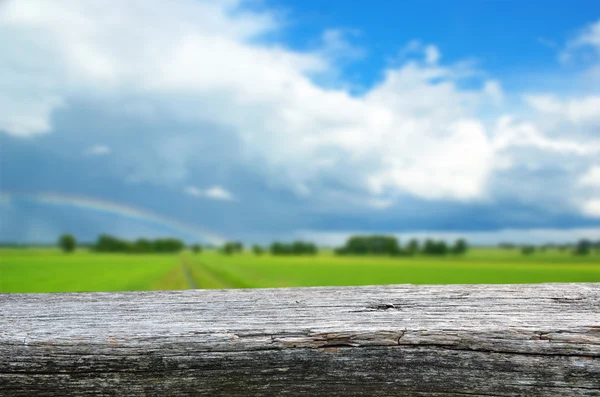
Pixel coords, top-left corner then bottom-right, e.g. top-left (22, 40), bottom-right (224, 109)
top-left (1, 0), bottom-right (600, 245)
top-left (270, 0), bottom-right (600, 90)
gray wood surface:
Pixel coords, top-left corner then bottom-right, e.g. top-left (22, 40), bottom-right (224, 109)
top-left (1, 283), bottom-right (599, 396)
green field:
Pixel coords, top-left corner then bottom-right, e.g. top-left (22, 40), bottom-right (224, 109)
top-left (1, 248), bottom-right (599, 293)
top-left (0, 249), bottom-right (188, 293)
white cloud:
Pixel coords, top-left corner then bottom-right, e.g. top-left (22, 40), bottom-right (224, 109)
top-left (204, 186), bottom-right (235, 201)
top-left (0, 0), bottom-right (502, 203)
top-left (185, 185), bottom-right (235, 201)
top-left (184, 186), bottom-right (203, 197)
top-left (84, 144), bottom-right (111, 156)
top-left (398, 41), bottom-right (444, 66)
top-left (560, 19), bottom-right (600, 70)
top-left (490, 116), bottom-right (600, 209)
top-left (582, 199), bottom-right (600, 218)
top-left (0, 95), bottom-right (63, 136)
top-left (579, 166), bottom-right (600, 188)
top-left (578, 167), bottom-right (600, 218)
top-left (0, 0), bottom-right (287, 137)
top-left (0, 0), bottom-right (599, 216)
top-left (396, 40), bottom-right (422, 59)
top-left (318, 29), bottom-right (365, 62)
top-left (492, 116), bottom-right (600, 156)
top-left (424, 45), bottom-right (441, 65)
top-left (483, 80), bottom-right (503, 105)
top-left (365, 119), bottom-right (493, 200)
top-left (366, 198), bottom-right (395, 209)
top-left (570, 20), bottom-right (600, 52)
top-left (525, 94), bottom-right (600, 126)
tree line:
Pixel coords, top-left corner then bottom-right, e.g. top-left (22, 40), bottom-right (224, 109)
top-left (58, 234), bottom-right (185, 254)
top-left (218, 241), bottom-right (317, 256)
top-left (94, 235), bottom-right (185, 253)
top-left (500, 239), bottom-right (600, 256)
top-left (334, 235), bottom-right (468, 256)
top-left (57, 234), bottom-right (318, 256)
top-left (217, 236), bottom-right (467, 257)
top-left (56, 233), bottom-right (599, 256)
top-left (270, 241), bottom-right (317, 255)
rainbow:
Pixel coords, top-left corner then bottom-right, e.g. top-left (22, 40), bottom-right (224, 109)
top-left (0, 192), bottom-right (226, 245)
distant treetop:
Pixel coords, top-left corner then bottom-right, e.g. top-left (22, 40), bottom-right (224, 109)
top-left (58, 234), bottom-right (77, 253)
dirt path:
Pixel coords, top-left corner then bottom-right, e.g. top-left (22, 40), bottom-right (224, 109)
top-left (180, 256), bottom-right (235, 289)
top-left (180, 258), bottom-right (199, 289)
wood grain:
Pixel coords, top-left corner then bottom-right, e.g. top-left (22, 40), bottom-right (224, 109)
top-left (1, 283), bottom-right (599, 396)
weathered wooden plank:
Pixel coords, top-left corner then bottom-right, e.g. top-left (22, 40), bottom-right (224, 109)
top-left (1, 283), bottom-right (599, 396)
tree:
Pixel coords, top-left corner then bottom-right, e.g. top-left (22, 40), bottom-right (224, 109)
top-left (58, 234), bottom-right (76, 253)
top-left (334, 247), bottom-right (348, 255)
top-left (422, 240), bottom-right (448, 256)
top-left (292, 241), bottom-right (317, 255)
top-left (252, 245), bottom-right (264, 255)
top-left (335, 235), bottom-right (400, 256)
top-left (94, 234), bottom-right (130, 252)
top-left (521, 246), bottom-right (536, 255)
top-left (93, 235), bottom-right (184, 253)
top-left (191, 244), bottom-right (202, 254)
top-left (270, 241), bottom-right (317, 255)
top-left (233, 242), bottom-right (244, 252)
top-left (451, 239), bottom-right (468, 255)
top-left (406, 239), bottom-right (420, 256)
top-left (221, 241), bottom-right (243, 255)
top-left (152, 238), bottom-right (185, 253)
top-left (573, 239), bottom-right (591, 256)
top-left (134, 238), bottom-right (152, 253)
top-left (435, 241), bottom-right (449, 256)
top-left (221, 243), bottom-right (235, 255)
top-left (422, 239), bottom-right (436, 255)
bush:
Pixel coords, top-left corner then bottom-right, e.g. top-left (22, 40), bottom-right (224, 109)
top-left (335, 235), bottom-right (400, 256)
top-left (58, 234), bottom-right (76, 253)
top-left (450, 239), bottom-right (468, 255)
top-left (435, 241), bottom-right (449, 255)
top-left (558, 244), bottom-right (570, 252)
top-left (422, 239), bottom-right (448, 256)
top-left (95, 234), bottom-right (130, 252)
top-left (521, 246), bottom-right (536, 255)
top-left (252, 245), bottom-right (265, 255)
top-left (133, 238), bottom-right (152, 253)
top-left (93, 235), bottom-right (184, 253)
top-left (191, 244), bottom-right (202, 254)
top-left (573, 239), bottom-right (591, 256)
top-left (334, 236), bottom-right (467, 257)
top-left (334, 247), bottom-right (347, 255)
top-left (221, 241), bottom-right (243, 255)
top-left (153, 238), bottom-right (185, 253)
top-left (406, 239), bottom-right (420, 256)
top-left (270, 241), bottom-right (317, 255)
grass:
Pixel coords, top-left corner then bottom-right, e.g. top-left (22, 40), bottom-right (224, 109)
top-left (1, 247), bottom-right (599, 293)
top-left (0, 249), bottom-right (187, 293)
top-left (187, 249), bottom-right (600, 288)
